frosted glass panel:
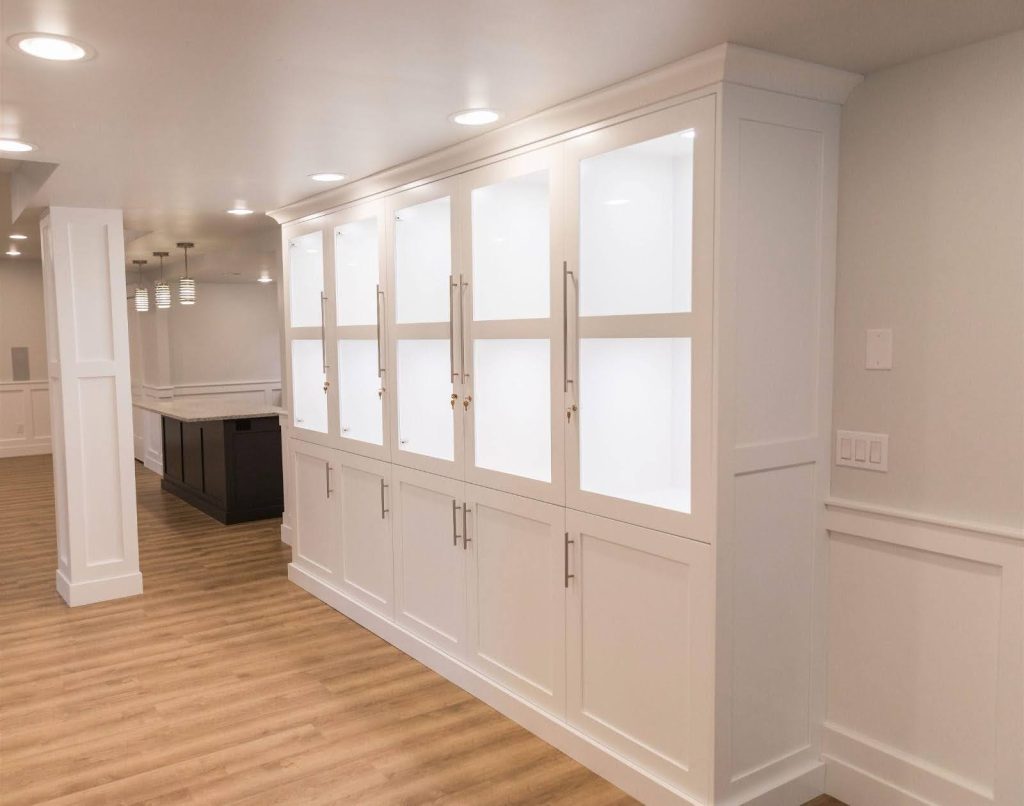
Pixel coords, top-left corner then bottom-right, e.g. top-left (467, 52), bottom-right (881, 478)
top-left (472, 170), bottom-right (550, 321)
top-left (338, 339), bottom-right (383, 445)
top-left (579, 338), bottom-right (690, 512)
top-left (397, 339), bottom-right (454, 461)
top-left (288, 231), bottom-right (324, 327)
top-left (335, 218), bottom-right (379, 326)
top-left (395, 196), bottom-right (451, 324)
top-left (579, 130), bottom-right (694, 316)
top-left (474, 339), bottom-right (550, 482)
top-left (291, 339), bottom-right (327, 433)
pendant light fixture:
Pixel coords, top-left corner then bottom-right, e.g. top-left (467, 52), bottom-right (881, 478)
top-left (132, 259), bottom-right (150, 312)
top-left (176, 242), bottom-right (196, 305)
top-left (152, 251), bottom-right (171, 309)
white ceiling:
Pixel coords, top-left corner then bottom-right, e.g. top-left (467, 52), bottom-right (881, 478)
top-left (1, 0), bottom-right (1022, 280)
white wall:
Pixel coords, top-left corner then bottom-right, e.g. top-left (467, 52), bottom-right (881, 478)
top-left (0, 258), bottom-right (47, 381)
top-left (825, 32), bottom-right (1024, 806)
top-left (831, 30), bottom-right (1024, 530)
top-left (168, 281), bottom-right (281, 387)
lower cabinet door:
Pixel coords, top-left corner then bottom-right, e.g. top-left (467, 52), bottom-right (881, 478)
top-left (566, 509), bottom-right (713, 798)
top-left (465, 484), bottom-right (566, 716)
top-left (392, 465), bottom-right (467, 658)
top-left (336, 451), bottom-right (394, 617)
top-left (291, 440), bottom-right (341, 583)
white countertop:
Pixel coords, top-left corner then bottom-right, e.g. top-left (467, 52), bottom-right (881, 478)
top-left (133, 397), bottom-right (286, 423)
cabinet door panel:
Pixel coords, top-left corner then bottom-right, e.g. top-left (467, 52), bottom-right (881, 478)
top-left (565, 97), bottom-right (715, 541)
top-left (566, 509), bottom-right (713, 797)
top-left (388, 178), bottom-right (464, 480)
top-left (461, 147), bottom-right (564, 504)
top-left (466, 485), bottom-right (565, 716)
top-left (392, 466), bottom-right (466, 657)
top-left (292, 441), bottom-right (340, 582)
top-left (337, 453), bottom-right (393, 617)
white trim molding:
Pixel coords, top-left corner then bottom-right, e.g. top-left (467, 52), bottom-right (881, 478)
top-left (0, 380), bottom-right (52, 458)
top-left (823, 502), bottom-right (1024, 806)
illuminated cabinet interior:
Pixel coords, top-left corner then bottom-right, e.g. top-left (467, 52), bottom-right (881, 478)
top-left (275, 44), bottom-right (858, 806)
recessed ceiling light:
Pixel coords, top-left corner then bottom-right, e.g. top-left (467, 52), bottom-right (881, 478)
top-left (227, 207), bottom-right (254, 216)
top-left (450, 108), bottom-right (501, 126)
top-left (9, 234), bottom-right (27, 240)
top-left (6, 248), bottom-right (21, 256)
top-left (9, 33), bottom-right (94, 61)
top-left (0, 139), bottom-right (35, 153)
top-left (309, 173), bottom-right (346, 182)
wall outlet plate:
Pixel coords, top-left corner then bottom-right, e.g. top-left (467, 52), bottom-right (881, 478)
top-left (836, 430), bottom-right (888, 471)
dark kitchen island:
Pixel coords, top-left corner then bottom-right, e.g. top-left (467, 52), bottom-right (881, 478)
top-left (134, 398), bottom-right (285, 524)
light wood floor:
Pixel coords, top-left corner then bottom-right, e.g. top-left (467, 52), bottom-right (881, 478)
top-left (0, 455), bottom-right (635, 805)
top-left (0, 455), bottom-right (845, 806)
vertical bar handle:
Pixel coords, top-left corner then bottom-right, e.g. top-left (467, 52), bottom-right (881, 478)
top-left (563, 264), bottom-right (576, 392)
top-left (459, 275), bottom-right (469, 383)
top-left (564, 531), bottom-right (575, 588)
top-left (326, 462), bottom-right (333, 498)
top-left (462, 505), bottom-right (472, 550)
top-left (452, 499), bottom-right (459, 546)
top-left (563, 261), bottom-right (569, 393)
top-left (320, 292), bottom-right (330, 371)
top-left (375, 284), bottom-right (385, 381)
top-left (448, 277), bottom-right (458, 382)
top-left (380, 478), bottom-right (389, 518)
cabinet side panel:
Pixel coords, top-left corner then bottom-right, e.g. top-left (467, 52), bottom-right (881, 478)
top-left (733, 119), bottom-right (823, 447)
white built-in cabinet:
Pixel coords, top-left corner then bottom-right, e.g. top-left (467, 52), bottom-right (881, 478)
top-left (275, 44), bottom-right (856, 806)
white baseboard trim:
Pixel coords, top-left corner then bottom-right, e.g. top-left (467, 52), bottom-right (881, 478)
top-left (288, 562), bottom-right (703, 806)
top-left (825, 756), bottom-right (932, 806)
top-left (280, 522), bottom-right (292, 546)
top-left (0, 440), bottom-right (51, 458)
top-left (56, 569), bottom-right (144, 607)
top-left (732, 761), bottom-right (825, 806)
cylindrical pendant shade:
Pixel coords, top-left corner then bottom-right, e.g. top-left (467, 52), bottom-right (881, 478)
top-left (155, 281), bottom-right (171, 309)
top-left (134, 286), bottom-right (150, 312)
top-left (179, 277), bottom-right (196, 305)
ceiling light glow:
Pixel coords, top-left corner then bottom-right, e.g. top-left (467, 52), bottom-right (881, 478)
top-left (15, 34), bottom-right (88, 61)
top-left (310, 173), bottom-right (346, 182)
top-left (0, 139), bottom-right (35, 153)
top-left (227, 207), bottom-right (254, 216)
top-left (9, 234), bottom-right (27, 240)
top-left (450, 109), bottom-right (500, 126)
top-left (257, 270), bottom-right (273, 283)
top-left (5, 248), bottom-right (21, 256)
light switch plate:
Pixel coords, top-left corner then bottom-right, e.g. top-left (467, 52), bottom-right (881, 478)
top-left (836, 430), bottom-right (888, 472)
top-left (866, 329), bottom-right (893, 370)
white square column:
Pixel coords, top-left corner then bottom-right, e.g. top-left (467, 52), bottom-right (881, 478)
top-left (40, 207), bottom-right (143, 606)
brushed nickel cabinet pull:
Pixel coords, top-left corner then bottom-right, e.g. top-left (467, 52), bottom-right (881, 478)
top-left (564, 531), bottom-right (575, 588)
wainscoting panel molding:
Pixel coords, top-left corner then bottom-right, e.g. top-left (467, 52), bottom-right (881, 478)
top-left (823, 502), bottom-right (1023, 806)
top-left (0, 380), bottom-right (51, 457)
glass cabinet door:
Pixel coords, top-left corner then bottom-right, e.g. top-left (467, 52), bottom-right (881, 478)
top-left (565, 97), bottom-right (714, 539)
top-left (333, 203), bottom-right (387, 458)
top-left (388, 179), bottom-right (462, 477)
top-left (286, 229), bottom-right (330, 438)
top-left (461, 147), bottom-right (563, 504)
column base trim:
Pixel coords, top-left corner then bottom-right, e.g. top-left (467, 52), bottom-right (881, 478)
top-left (56, 569), bottom-right (143, 607)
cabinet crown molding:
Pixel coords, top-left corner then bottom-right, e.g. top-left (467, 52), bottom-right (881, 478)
top-left (268, 43), bottom-right (861, 226)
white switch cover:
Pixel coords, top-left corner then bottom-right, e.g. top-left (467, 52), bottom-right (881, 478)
top-left (866, 329), bottom-right (893, 370)
top-left (836, 430), bottom-right (888, 471)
